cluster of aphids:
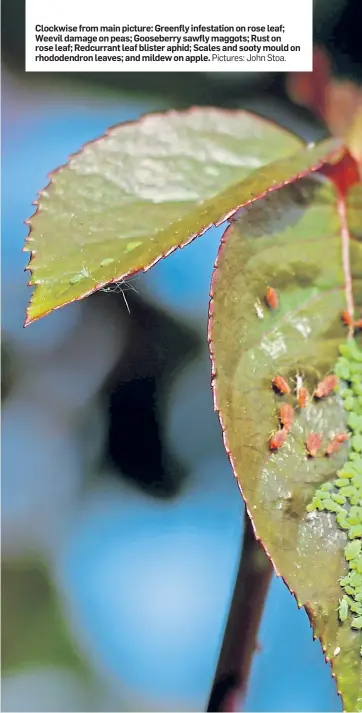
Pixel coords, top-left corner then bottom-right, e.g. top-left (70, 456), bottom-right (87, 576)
top-left (268, 371), bottom-right (348, 456)
top-left (263, 286), bottom-right (357, 457)
top-left (306, 339), bottom-right (362, 641)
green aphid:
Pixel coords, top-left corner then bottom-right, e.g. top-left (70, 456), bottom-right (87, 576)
top-left (335, 359), bottom-right (351, 380)
top-left (351, 378), bottom-right (362, 395)
top-left (352, 434), bottom-right (362, 453)
top-left (350, 601), bottom-right (362, 615)
top-left (348, 525), bottom-right (362, 539)
top-left (350, 460), bottom-right (362, 473)
top-left (344, 396), bottom-right (357, 411)
top-left (100, 258), bottom-right (115, 267)
top-left (320, 482), bottom-right (334, 491)
top-left (344, 585), bottom-right (357, 596)
top-left (318, 490), bottom-right (334, 500)
top-left (336, 512), bottom-right (350, 529)
top-left (355, 591), bottom-right (362, 602)
top-left (332, 493), bottom-right (347, 505)
top-left (351, 616), bottom-right (362, 629)
top-left (345, 540), bottom-right (362, 560)
top-left (69, 272), bottom-right (87, 284)
top-left (338, 595), bottom-right (349, 622)
top-left (348, 571), bottom-right (362, 588)
top-left (350, 493), bottom-right (362, 505)
top-left (339, 486), bottom-right (357, 498)
top-left (352, 474), bottom-right (362, 489)
top-left (341, 387), bottom-right (354, 400)
top-left (348, 506), bottom-right (362, 525)
top-left (347, 413), bottom-right (362, 433)
top-left (349, 557), bottom-right (362, 571)
top-left (335, 478), bottom-right (349, 488)
top-left (306, 499), bottom-right (324, 512)
top-left (320, 498), bottom-right (342, 513)
top-left (337, 465), bottom-right (356, 478)
top-left (350, 452), bottom-right (361, 462)
top-left (340, 392), bottom-right (352, 405)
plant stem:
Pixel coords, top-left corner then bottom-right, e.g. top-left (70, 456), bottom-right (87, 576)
top-left (207, 510), bottom-right (273, 712)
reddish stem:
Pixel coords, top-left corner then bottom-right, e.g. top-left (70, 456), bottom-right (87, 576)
top-left (207, 512), bottom-right (273, 712)
top-left (321, 151), bottom-right (360, 337)
top-left (337, 190), bottom-right (354, 337)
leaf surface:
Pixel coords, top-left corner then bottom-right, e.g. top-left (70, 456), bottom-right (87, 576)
top-left (209, 175), bottom-right (362, 711)
top-left (24, 108), bottom-right (341, 323)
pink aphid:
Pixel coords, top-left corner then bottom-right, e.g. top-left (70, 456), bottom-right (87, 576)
top-left (313, 375), bottom-right (338, 399)
top-left (272, 375), bottom-right (290, 395)
top-left (269, 427), bottom-right (288, 451)
top-left (306, 433), bottom-right (323, 458)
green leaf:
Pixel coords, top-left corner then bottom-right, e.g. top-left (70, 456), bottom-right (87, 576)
top-left (209, 175), bottom-right (362, 711)
top-left (24, 108), bottom-right (342, 324)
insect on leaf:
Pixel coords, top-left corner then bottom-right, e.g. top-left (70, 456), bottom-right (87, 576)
top-left (209, 174), bottom-right (362, 711)
top-left (24, 108), bottom-right (342, 324)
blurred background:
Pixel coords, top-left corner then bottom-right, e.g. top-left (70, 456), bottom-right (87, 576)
top-left (1, 0), bottom-right (362, 710)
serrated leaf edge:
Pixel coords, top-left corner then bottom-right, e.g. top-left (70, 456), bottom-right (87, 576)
top-left (23, 107), bottom-right (343, 326)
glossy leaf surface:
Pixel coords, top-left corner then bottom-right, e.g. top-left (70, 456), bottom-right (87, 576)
top-left (24, 108), bottom-right (341, 323)
top-left (210, 176), bottom-right (362, 711)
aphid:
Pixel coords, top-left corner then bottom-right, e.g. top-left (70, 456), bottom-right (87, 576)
top-left (321, 498), bottom-right (342, 513)
top-left (272, 375), bottom-right (290, 394)
top-left (350, 601), bottom-right (362, 615)
top-left (338, 596), bottom-right (349, 623)
top-left (325, 432), bottom-right (349, 456)
top-left (269, 427), bottom-right (288, 451)
top-left (68, 266), bottom-right (94, 285)
top-left (333, 646), bottom-right (341, 656)
top-left (265, 286), bottom-right (279, 310)
top-left (297, 386), bottom-right (309, 408)
top-left (332, 493), bottom-right (346, 505)
top-left (125, 240), bottom-right (142, 253)
top-left (349, 525), bottom-right (362, 539)
top-left (341, 310), bottom-right (354, 326)
top-left (279, 403), bottom-right (294, 431)
top-left (352, 434), bottom-right (362, 452)
top-left (69, 272), bottom-right (86, 284)
top-left (100, 257), bottom-right (115, 267)
top-left (336, 511), bottom-right (350, 529)
top-left (294, 372), bottom-right (309, 407)
top-left (348, 571), bottom-right (362, 588)
top-left (345, 540), bottom-right (362, 561)
top-left (314, 374), bottom-right (339, 399)
top-left (351, 616), bottom-right (362, 630)
top-left (306, 433), bottom-right (323, 457)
